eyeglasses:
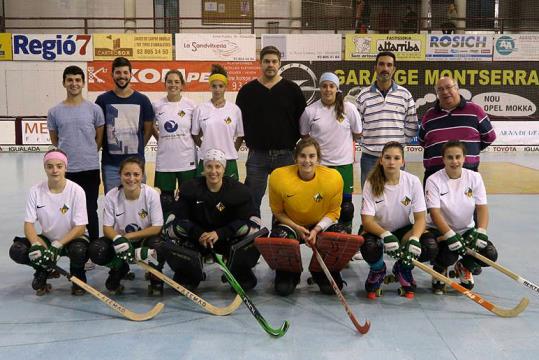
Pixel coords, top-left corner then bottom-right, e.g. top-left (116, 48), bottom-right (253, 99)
top-left (435, 84), bottom-right (457, 93)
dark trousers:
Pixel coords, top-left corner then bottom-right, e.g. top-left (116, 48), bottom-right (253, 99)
top-left (66, 170), bottom-right (101, 240)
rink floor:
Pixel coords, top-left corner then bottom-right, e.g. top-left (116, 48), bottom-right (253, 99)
top-left (0, 151), bottom-right (538, 360)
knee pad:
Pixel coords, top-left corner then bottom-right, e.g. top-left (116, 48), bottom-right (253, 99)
top-left (418, 232), bottom-right (438, 263)
top-left (270, 224), bottom-right (298, 239)
top-left (338, 200), bottom-right (354, 224)
top-left (163, 217), bottom-right (194, 241)
top-left (360, 233), bottom-right (383, 264)
top-left (326, 223), bottom-right (349, 234)
top-left (435, 242), bottom-right (459, 268)
top-left (477, 242), bottom-right (498, 267)
top-left (160, 192), bottom-right (176, 216)
top-left (9, 237), bottom-right (30, 265)
top-left (66, 238), bottom-right (89, 266)
top-left (88, 237), bottom-right (115, 266)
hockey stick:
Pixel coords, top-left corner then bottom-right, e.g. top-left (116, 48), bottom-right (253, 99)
top-left (466, 248), bottom-right (539, 296)
top-left (412, 259), bottom-right (529, 318)
top-left (212, 250), bottom-right (289, 338)
top-left (53, 265), bottom-right (164, 321)
top-left (312, 245), bottom-right (371, 334)
top-left (137, 261), bottom-right (242, 316)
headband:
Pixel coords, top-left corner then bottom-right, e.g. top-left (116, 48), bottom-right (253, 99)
top-left (209, 73), bottom-right (228, 86)
top-left (319, 72), bottom-right (340, 91)
top-left (204, 149), bottom-right (227, 169)
top-left (43, 151), bottom-right (68, 167)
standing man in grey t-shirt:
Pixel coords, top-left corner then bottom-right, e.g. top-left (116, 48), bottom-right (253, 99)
top-left (47, 65), bottom-right (105, 241)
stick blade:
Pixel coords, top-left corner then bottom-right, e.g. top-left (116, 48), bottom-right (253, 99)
top-left (492, 297), bottom-right (529, 318)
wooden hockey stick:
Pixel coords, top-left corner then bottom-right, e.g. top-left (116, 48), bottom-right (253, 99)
top-left (137, 261), bottom-right (242, 316)
top-left (466, 248), bottom-right (539, 296)
top-left (312, 246), bottom-right (371, 334)
top-left (53, 265), bottom-right (164, 321)
top-left (412, 259), bottom-right (529, 318)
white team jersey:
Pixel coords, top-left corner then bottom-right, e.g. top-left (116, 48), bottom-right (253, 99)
top-left (24, 180), bottom-right (88, 242)
top-left (192, 100), bottom-right (244, 160)
top-left (103, 184), bottom-right (164, 235)
top-left (153, 96), bottom-right (197, 172)
top-left (425, 168), bottom-right (487, 234)
top-left (361, 170), bottom-right (426, 232)
top-left (300, 100), bottom-right (362, 166)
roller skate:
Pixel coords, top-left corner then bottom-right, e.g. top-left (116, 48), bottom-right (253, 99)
top-left (32, 269), bottom-right (51, 296)
top-left (431, 265), bottom-right (447, 295)
top-left (71, 269), bottom-right (87, 296)
top-left (392, 260), bottom-right (416, 299)
top-left (106, 262), bottom-right (130, 294)
top-left (147, 272), bottom-right (164, 296)
top-left (453, 260), bottom-right (474, 290)
top-left (365, 263), bottom-right (386, 299)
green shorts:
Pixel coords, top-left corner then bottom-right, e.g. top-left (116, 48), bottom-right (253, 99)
top-left (330, 164), bottom-right (354, 195)
top-left (196, 160), bottom-right (239, 181)
top-left (154, 169), bottom-right (196, 192)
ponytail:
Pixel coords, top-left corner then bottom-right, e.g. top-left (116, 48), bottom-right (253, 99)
top-left (335, 91), bottom-right (344, 122)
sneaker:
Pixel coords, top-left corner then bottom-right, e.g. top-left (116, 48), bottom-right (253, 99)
top-left (432, 265), bottom-right (447, 295)
top-left (454, 260), bottom-right (474, 290)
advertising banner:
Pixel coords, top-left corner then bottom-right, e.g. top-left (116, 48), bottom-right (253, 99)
top-left (93, 34), bottom-right (172, 60)
top-left (426, 34), bottom-right (493, 61)
top-left (88, 61), bottom-right (260, 92)
top-left (345, 34), bottom-right (426, 61)
top-left (21, 118), bottom-right (50, 145)
top-left (0, 33), bottom-right (13, 61)
top-left (493, 34), bottom-right (539, 61)
top-left (175, 33), bottom-right (256, 61)
top-left (12, 34), bottom-right (92, 61)
top-left (0, 119), bottom-right (15, 143)
top-left (279, 60), bottom-right (539, 145)
top-left (262, 34), bottom-right (342, 61)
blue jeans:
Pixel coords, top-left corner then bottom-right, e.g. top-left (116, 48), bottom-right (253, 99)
top-left (360, 152), bottom-right (380, 190)
top-left (245, 149), bottom-right (294, 217)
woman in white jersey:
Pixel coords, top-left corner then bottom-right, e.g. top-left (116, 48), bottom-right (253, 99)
top-left (192, 64), bottom-right (244, 180)
top-left (88, 157), bottom-right (164, 295)
top-left (426, 140), bottom-right (497, 293)
top-left (360, 141), bottom-right (436, 299)
top-left (9, 149), bottom-right (89, 296)
top-left (153, 70), bottom-right (197, 214)
top-left (300, 72), bottom-right (362, 234)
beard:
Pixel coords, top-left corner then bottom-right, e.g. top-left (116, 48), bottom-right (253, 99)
top-left (114, 77), bottom-right (130, 89)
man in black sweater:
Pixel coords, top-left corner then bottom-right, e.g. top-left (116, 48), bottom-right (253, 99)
top-left (236, 46), bottom-right (307, 217)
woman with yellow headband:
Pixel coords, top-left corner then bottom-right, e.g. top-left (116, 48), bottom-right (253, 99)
top-left (9, 149), bottom-right (90, 296)
top-left (192, 64), bottom-right (244, 179)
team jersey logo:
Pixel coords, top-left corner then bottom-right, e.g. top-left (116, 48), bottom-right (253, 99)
top-left (224, 116), bottom-right (232, 125)
top-left (138, 209), bottom-right (148, 219)
top-left (125, 223), bottom-right (142, 233)
top-left (216, 202), bottom-right (225, 212)
top-left (178, 110), bottom-right (185, 117)
top-left (164, 120), bottom-right (179, 133)
top-left (465, 187), bottom-right (473, 198)
top-left (313, 193), bottom-right (323, 202)
top-left (60, 204), bottom-right (70, 214)
top-left (400, 196), bottom-right (411, 206)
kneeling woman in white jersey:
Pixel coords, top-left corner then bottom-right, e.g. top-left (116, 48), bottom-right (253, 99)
top-left (426, 140), bottom-right (497, 293)
top-left (192, 64), bottom-right (244, 180)
top-left (153, 70), bottom-right (197, 214)
top-left (300, 72), bottom-right (362, 233)
top-left (88, 157), bottom-right (164, 294)
top-left (9, 149), bottom-right (89, 296)
top-left (360, 142), bottom-right (436, 299)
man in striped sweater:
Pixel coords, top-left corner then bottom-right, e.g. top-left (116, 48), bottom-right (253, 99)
top-left (419, 76), bottom-right (496, 183)
top-left (356, 51), bottom-right (419, 189)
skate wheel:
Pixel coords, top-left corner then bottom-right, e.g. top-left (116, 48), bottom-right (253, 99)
top-left (367, 292), bottom-right (377, 300)
top-left (366, 288), bottom-right (382, 299)
top-left (123, 272), bottom-right (135, 281)
top-left (307, 277), bottom-right (314, 285)
top-left (383, 274), bottom-right (395, 284)
top-left (404, 291), bottom-right (415, 299)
